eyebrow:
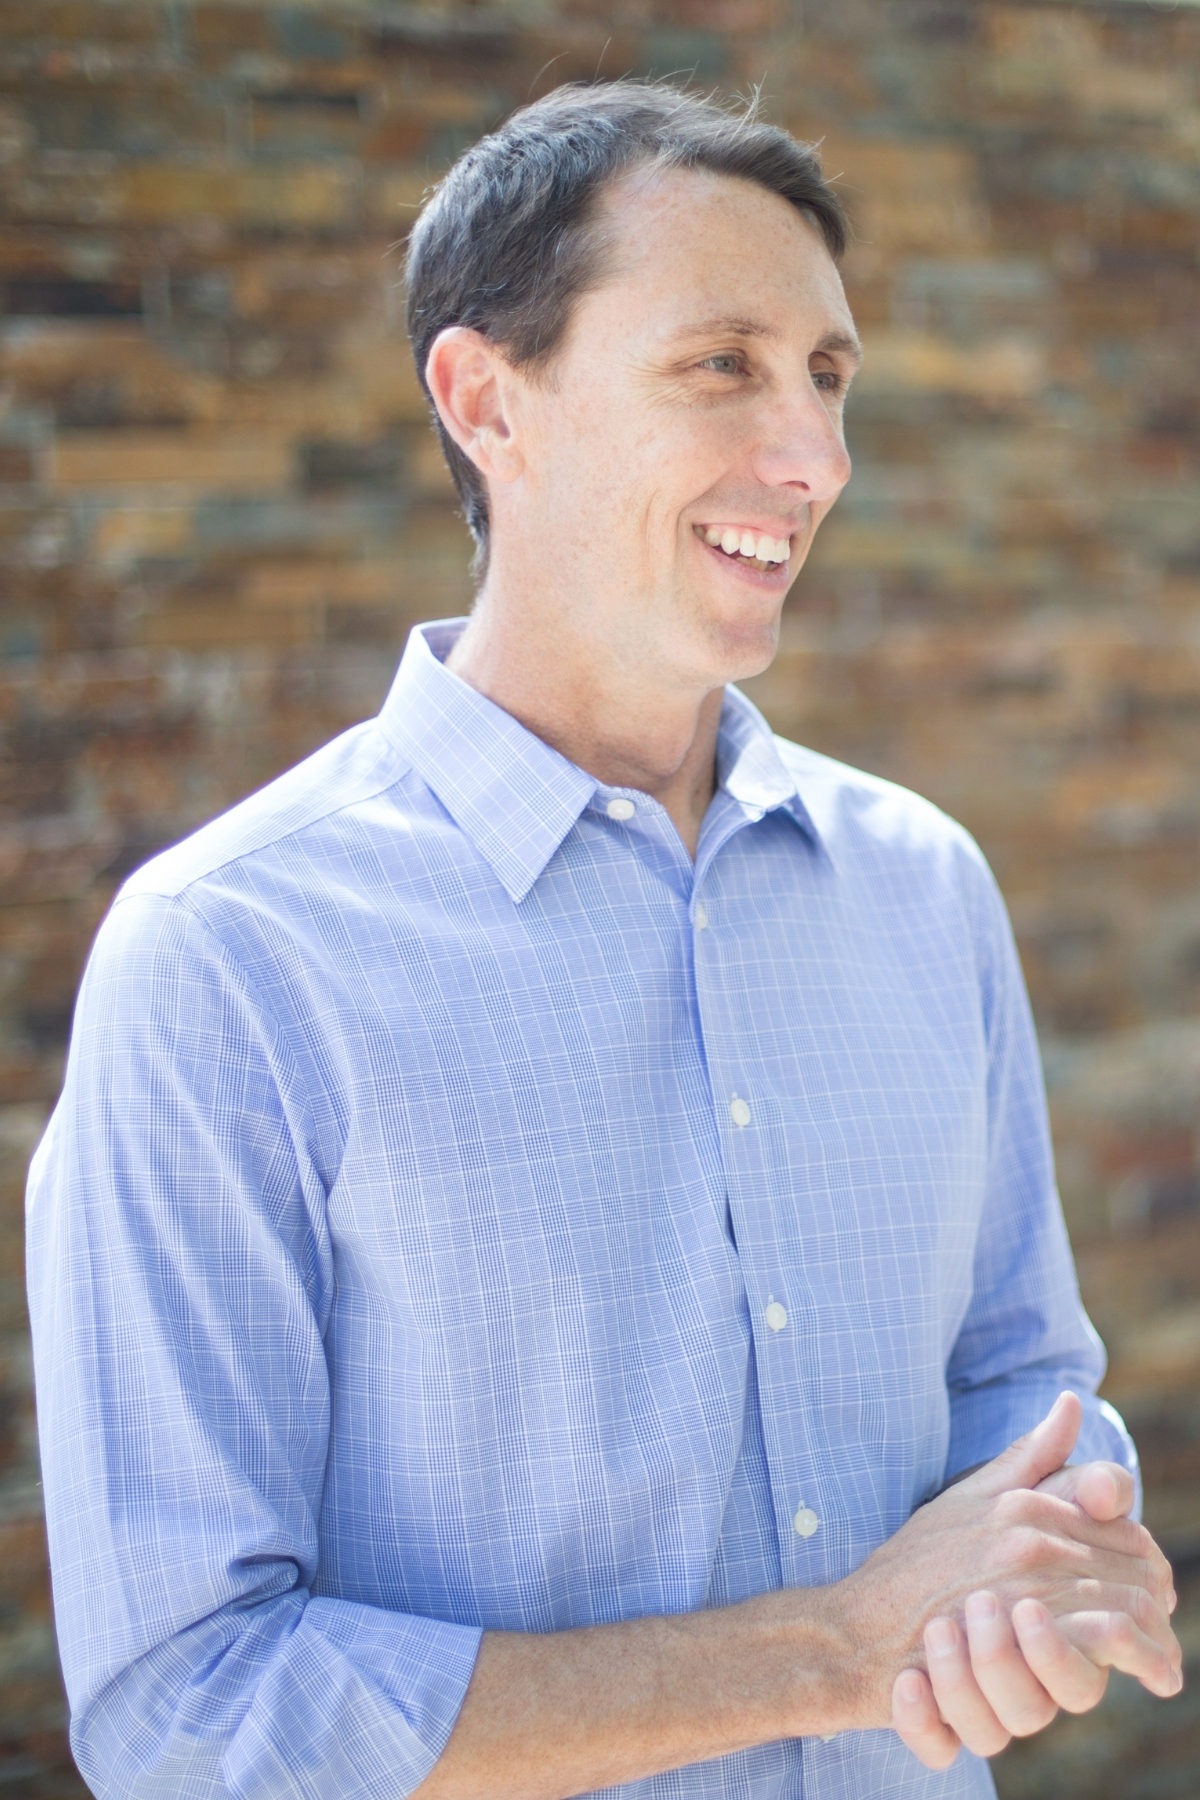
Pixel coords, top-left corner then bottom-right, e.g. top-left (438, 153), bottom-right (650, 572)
top-left (670, 315), bottom-right (864, 364)
top-left (814, 330), bottom-right (864, 366)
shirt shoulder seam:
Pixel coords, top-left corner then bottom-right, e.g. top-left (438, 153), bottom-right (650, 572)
top-left (114, 724), bottom-right (417, 909)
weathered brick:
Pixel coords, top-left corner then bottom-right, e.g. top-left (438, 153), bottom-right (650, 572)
top-left (53, 427), bottom-right (292, 490)
top-left (0, 445), bottom-right (35, 483)
top-left (1, 273), bottom-right (142, 317)
top-left (117, 161), bottom-right (361, 230)
top-left (330, 328), bottom-right (433, 426)
top-left (137, 594), bottom-right (324, 652)
top-left (985, 4), bottom-right (1192, 123)
top-left (90, 504), bottom-right (193, 567)
top-left (249, 90), bottom-right (367, 159)
top-left (855, 328), bottom-right (1044, 404)
top-left (187, 4), bottom-right (275, 55)
top-left (229, 246), bottom-right (376, 325)
top-left (241, 555), bottom-right (399, 608)
top-left (0, 160), bottom-right (360, 233)
top-left (809, 132), bottom-right (991, 254)
top-left (0, 2), bottom-right (161, 48)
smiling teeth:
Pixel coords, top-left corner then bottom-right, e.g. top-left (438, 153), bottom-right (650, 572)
top-left (702, 525), bottom-right (790, 564)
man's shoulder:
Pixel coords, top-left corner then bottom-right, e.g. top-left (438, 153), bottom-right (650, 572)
top-left (774, 734), bottom-right (985, 870)
top-left (769, 730), bottom-right (1011, 946)
top-left (118, 715), bottom-right (409, 908)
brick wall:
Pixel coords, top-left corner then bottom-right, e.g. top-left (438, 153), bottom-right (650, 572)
top-left (1, 2), bottom-right (1198, 1793)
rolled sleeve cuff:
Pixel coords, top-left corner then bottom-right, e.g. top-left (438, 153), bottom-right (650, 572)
top-left (226, 1604), bottom-right (483, 1800)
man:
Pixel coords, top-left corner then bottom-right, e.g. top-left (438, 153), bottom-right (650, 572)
top-left (28, 81), bottom-right (1180, 1800)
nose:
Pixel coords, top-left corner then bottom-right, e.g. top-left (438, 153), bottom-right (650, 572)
top-left (754, 381), bottom-right (852, 507)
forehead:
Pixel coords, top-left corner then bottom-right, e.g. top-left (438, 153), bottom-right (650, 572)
top-left (580, 162), bottom-right (856, 346)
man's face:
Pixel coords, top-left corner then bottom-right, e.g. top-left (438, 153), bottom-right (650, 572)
top-left (493, 162), bottom-right (860, 691)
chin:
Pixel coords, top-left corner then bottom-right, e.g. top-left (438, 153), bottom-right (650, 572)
top-left (703, 611), bottom-right (784, 684)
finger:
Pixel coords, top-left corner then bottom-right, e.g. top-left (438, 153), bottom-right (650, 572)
top-left (1010, 1598), bottom-right (1109, 1715)
top-left (1034, 1574), bottom-right (1177, 1654)
top-left (975, 1392), bottom-right (1082, 1499)
top-left (922, 1614), bottom-right (1013, 1758)
top-left (1037, 1460), bottom-right (1135, 1523)
top-left (960, 1591), bottom-right (1059, 1738)
top-left (1057, 1504), bottom-right (1173, 1620)
top-left (1053, 1603), bottom-right (1185, 1699)
top-left (1013, 1501), bottom-right (1176, 1608)
top-left (891, 1667), bottom-right (963, 1771)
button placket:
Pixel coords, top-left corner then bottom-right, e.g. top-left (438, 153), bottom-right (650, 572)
top-left (695, 945), bottom-right (827, 1589)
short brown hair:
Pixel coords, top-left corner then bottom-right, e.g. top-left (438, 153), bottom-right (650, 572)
top-left (405, 80), bottom-right (847, 574)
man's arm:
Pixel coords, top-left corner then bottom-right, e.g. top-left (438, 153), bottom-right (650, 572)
top-left (885, 844), bottom-right (1175, 1769)
top-left (27, 892), bottom-right (484, 1800)
top-left (940, 844), bottom-right (1138, 1489)
top-left (410, 1395), bottom-right (1178, 1800)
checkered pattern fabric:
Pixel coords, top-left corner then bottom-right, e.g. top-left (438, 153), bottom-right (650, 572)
top-left (27, 618), bottom-right (1135, 1800)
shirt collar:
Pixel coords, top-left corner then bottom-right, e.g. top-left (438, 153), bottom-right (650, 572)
top-left (378, 619), bottom-right (823, 902)
top-left (715, 683), bottom-right (818, 834)
top-left (377, 620), bottom-right (597, 903)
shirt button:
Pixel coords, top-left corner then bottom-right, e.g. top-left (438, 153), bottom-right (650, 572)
top-left (606, 798), bottom-right (635, 821)
top-left (793, 1506), bottom-right (820, 1538)
top-left (764, 1301), bottom-right (788, 1332)
top-left (729, 1097), bottom-right (751, 1128)
top-left (694, 902), bottom-right (708, 930)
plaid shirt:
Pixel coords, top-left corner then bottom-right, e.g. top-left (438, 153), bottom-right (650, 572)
top-left (28, 618), bottom-right (1134, 1800)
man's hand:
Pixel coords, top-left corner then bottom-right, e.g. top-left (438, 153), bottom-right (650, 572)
top-left (884, 1393), bottom-right (1182, 1768)
top-left (829, 1393), bottom-right (1181, 1768)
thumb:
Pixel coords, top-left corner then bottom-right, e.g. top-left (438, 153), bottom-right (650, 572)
top-left (1038, 1459), bottom-right (1133, 1522)
top-left (974, 1391), bottom-right (1082, 1497)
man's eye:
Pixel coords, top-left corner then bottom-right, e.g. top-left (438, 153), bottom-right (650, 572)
top-left (812, 368), bottom-right (846, 395)
top-left (701, 354), bottom-right (743, 375)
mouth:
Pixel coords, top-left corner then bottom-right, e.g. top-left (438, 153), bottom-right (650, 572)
top-left (692, 522), bottom-right (794, 579)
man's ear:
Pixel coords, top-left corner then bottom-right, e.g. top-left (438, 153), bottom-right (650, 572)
top-left (424, 327), bottom-right (523, 484)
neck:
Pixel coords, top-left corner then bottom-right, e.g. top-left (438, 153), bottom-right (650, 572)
top-left (445, 594), bottom-right (724, 861)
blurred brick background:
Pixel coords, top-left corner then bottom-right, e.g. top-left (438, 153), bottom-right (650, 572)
top-left (1, 1), bottom-right (1198, 1794)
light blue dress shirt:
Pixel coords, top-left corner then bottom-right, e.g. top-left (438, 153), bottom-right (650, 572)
top-left (27, 618), bottom-right (1135, 1800)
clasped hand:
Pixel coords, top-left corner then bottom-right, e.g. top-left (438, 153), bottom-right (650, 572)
top-left (838, 1392), bottom-right (1182, 1769)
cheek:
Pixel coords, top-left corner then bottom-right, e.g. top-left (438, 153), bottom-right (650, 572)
top-left (550, 405), bottom-right (637, 507)
top-left (545, 389), bottom-right (730, 553)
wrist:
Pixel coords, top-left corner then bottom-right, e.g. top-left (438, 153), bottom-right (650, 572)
top-left (741, 1582), bottom-right (875, 1741)
top-left (816, 1570), bottom-right (903, 1736)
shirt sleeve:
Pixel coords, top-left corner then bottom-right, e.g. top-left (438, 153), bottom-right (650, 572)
top-left (942, 847), bottom-right (1140, 1509)
top-left (26, 889), bottom-right (482, 1800)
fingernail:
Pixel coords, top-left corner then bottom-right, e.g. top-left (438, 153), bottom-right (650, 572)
top-left (965, 1591), bottom-right (998, 1626)
top-left (927, 1618), bottom-right (958, 1655)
